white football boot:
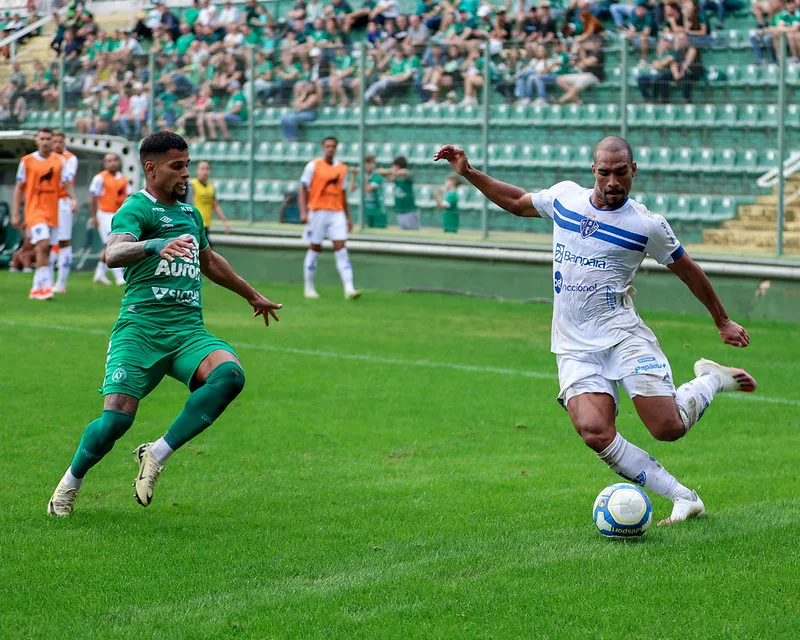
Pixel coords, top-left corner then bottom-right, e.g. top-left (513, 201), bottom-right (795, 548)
top-left (694, 358), bottom-right (757, 393)
top-left (345, 289), bottom-right (362, 300)
top-left (304, 288), bottom-right (320, 299)
top-left (132, 443), bottom-right (164, 507)
top-left (658, 491), bottom-right (706, 526)
top-left (93, 273), bottom-right (111, 285)
top-left (48, 480), bottom-right (80, 517)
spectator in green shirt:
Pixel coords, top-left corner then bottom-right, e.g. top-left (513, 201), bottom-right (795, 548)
top-left (328, 44), bottom-right (360, 106)
top-left (378, 156), bottom-right (420, 230)
top-left (200, 80), bottom-right (247, 140)
top-left (248, 51), bottom-right (277, 104)
top-left (156, 80), bottom-right (181, 128)
top-left (436, 175), bottom-right (460, 233)
top-left (351, 154), bottom-right (387, 228)
top-left (624, 0), bottom-right (657, 63)
top-left (185, 0), bottom-right (201, 27)
top-left (364, 40), bottom-right (420, 104)
top-left (175, 22), bottom-right (196, 57)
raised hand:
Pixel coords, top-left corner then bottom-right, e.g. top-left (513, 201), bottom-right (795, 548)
top-left (159, 235), bottom-right (196, 262)
top-left (433, 145), bottom-right (470, 176)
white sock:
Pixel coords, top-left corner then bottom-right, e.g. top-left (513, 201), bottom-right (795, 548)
top-left (675, 374), bottom-right (720, 433)
top-left (63, 466), bottom-right (84, 489)
top-left (56, 246), bottom-right (72, 289)
top-left (598, 432), bottom-right (693, 502)
top-left (110, 267), bottom-right (125, 284)
top-left (334, 247), bottom-right (355, 293)
top-left (303, 249), bottom-right (320, 291)
top-left (34, 266), bottom-right (51, 291)
top-left (150, 437), bottom-right (175, 463)
top-left (95, 260), bottom-right (108, 278)
top-left (49, 248), bottom-right (58, 278)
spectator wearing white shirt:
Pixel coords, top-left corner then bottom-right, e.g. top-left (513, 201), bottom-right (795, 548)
top-left (219, 0), bottom-right (241, 25)
top-left (306, 0), bottom-right (327, 23)
top-left (198, 0), bottom-right (218, 27)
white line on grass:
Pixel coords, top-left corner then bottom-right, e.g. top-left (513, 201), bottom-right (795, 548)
top-left (2, 319), bottom-right (799, 407)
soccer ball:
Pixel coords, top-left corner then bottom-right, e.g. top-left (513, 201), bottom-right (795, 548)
top-left (593, 483), bottom-right (653, 538)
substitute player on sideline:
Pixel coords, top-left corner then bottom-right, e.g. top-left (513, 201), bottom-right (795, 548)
top-left (11, 128), bottom-right (75, 300)
top-left (89, 153), bottom-right (133, 286)
top-left (300, 136), bottom-right (361, 299)
top-left (187, 160), bottom-right (232, 246)
top-left (52, 130), bottom-right (79, 293)
top-left (434, 137), bottom-right (757, 526)
top-left (47, 131), bottom-right (283, 517)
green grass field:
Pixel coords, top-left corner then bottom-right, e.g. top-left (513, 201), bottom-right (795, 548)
top-left (1, 271), bottom-right (799, 639)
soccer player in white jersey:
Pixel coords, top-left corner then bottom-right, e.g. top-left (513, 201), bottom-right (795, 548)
top-left (52, 130), bottom-right (79, 293)
top-left (434, 137), bottom-right (757, 526)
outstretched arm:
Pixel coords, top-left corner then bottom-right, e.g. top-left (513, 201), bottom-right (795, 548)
top-left (668, 253), bottom-right (750, 347)
top-left (199, 247), bottom-right (282, 326)
top-left (433, 145), bottom-right (540, 217)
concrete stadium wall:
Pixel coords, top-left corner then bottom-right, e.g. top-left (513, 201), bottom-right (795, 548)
top-left (216, 245), bottom-right (800, 324)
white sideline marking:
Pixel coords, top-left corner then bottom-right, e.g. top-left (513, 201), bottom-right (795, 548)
top-left (2, 319), bottom-right (798, 407)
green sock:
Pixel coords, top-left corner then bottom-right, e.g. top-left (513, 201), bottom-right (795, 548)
top-left (164, 362), bottom-right (245, 450)
top-left (70, 410), bottom-right (135, 478)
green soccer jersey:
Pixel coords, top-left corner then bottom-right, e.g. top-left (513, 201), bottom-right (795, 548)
top-left (110, 190), bottom-right (209, 320)
top-left (442, 189), bottom-right (459, 233)
top-left (394, 175), bottom-right (416, 213)
top-left (364, 172), bottom-right (384, 213)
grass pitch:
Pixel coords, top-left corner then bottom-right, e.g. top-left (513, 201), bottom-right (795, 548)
top-left (1, 271), bottom-right (798, 639)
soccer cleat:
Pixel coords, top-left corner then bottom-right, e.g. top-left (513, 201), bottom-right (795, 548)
top-left (48, 481), bottom-right (80, 517)
top-left (29, 288), bottom-right (54, 300)
top-left (28, 289), bottom-right (42, 300)
top-left (694, 358), bottom-right (757, 393)
top-left (93, 273), bottom-right (112, 285)
top-left (304, 289), bottom-right (320, 299)
top-left (53, 286), bottom-right (67, 294)
top-left (114, 278), bottom-right (126, 286)
top-left (132, 443), bottom-right (165, 507)
top-left (658, 491), bottom-right (706, 526)
top-left (345, 289), bottom-right (362, 300)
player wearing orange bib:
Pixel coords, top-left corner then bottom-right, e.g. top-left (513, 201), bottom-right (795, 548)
top-left (299, 136), bottom-right (360, 299)
top-left (12, 128), bottom-right (75, 300)
top-left (52, 130), bottom-right (79, 293)
top-left (89, 153), bottom-right (133, 285)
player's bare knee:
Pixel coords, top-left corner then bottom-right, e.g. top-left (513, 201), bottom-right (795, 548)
top-left (576, 424), bottom-right (616, 453)
top-left (651, 417), bottom-right (685, 442)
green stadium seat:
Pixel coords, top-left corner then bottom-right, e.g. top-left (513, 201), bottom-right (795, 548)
top-left (741, 64), bottom-right (760, 85)
top-left (254, 181), bottom-right (269, 202)
top-left (574, 145), bottom-right (593, 165)
top-left (491, 104), bottom-right (511, 121)
top-left (466, 144), bottom-right (482, 162)
top-left (694, 148), bottom-right (714, 169)
top-left (637, 146), bottom-right (654, 169)
top-left (656, 147), bottom-right (672, 169)
top-left (739, 148), bottom-right (758, 169)
top-left (694, 196), bottom-right (713, 219)
top-left (714, 148), bottom-right (737, 170)
top-left (715, 196), bottom-right (737, 218)
top-left (256, 142), bottom-right (269, 161)
top-left (787, 104), bottom-right (800, 126)
top-left (697, 104), bottom-right (718, 125)
top-left (555, 145), bottom-right (573, 166)
top-left (490, 143), bottom-right (516, 166)
top-left (661, 104), bottom-right (679, 125)
top-left (761, 65), bottom-right (778, 84)
top-left (673, 195), bottom-right (691, 216)
top-left (674, 148), bottom-right (692, 170)
top-left (763, 104), bottom-right (778, 125)
top-left (651, 194), bottom-right (670, 214)
top-left (759, 149), bottom-right (779, 171)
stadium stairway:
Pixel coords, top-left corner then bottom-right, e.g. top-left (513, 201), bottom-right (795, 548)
top-left (703, 177), bottom-right (800, 250)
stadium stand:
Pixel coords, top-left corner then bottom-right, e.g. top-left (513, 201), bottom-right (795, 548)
top-left (1, 0), bottom-right (798, 250)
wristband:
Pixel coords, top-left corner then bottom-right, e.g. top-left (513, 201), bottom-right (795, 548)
top-left (144, 238), bottom-right (169, 256)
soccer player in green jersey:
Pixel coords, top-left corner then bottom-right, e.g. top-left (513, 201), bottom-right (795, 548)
top-left (47, 131), bottom-right (283, 517)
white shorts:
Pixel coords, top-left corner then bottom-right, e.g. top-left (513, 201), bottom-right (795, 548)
top-left (57, 198), bottom-right (73, 242)
top-left (28, 223), bottom-right (57, 246)
top-left (303, 209), bottom-right (348, 245)
top-left (556, 324), bottom-right (675, 410)
top-left (97, 210), bottom-right (115, 244)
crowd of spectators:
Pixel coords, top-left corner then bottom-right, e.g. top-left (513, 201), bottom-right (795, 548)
top-left (1, 0), bottom-right (797, 137)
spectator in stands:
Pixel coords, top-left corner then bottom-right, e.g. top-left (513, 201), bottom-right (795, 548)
top-left (572, 7), bottom-right (607, 48)
top-left (610, 0), bottom-right (637, 26)
top-left (568, 0), bottom-right (612, 19)
top-left (555, 38), bottom-right (605, 103)
top-left (636, 42), bottom-right (676, 102)
top-left (418, 0), bottom-right (444, 32)
top-left (118, 82), bottom-right (148, 138)
top-left (407, 12), bottom-right (432, 44)
top-left (120, 29), bottom-right (144, 56)
top-left (623, 0), bottom-right (658, 62)
top-left (751, 0), bottom-right (800, 62)
top-left (435, 175), bottom-right (460, 233)
top-left (197, 79), bottom-right (243, 140)
top-left (157, 2), bottom-right (181, 40)
top-left (177, 81), bottom-right (211, 136)
top-left (306, 0), bottom-right (328, 23)
top-left (328, 44), bottom-right (361, 106)
top-left (62, 28), bottom-right (82, 59)
top-left (280, 80), bottom-right (320, 140)
top-left (111, 87), bottom-right (132, 134)
top-left (175, 22), bottom-right (196, 59)
top-left (198, 0), bottom-right (219, 28)
top-left (533, 3), bottom-right (558, 42)
top-left (379, 156), bottom-right (420, 229)
top-left (0, 79), bottom-right (26, 126)
top-left (515, 43), bottom-right (555, 105)
top-left (9, 61), bottom-right (26, 88)
top-left (700, 0), bottom-right (743, 29)
top-left (218, 0), bottom-right (240, 26)
top-left (155, 80), bottom-right (181, 130)
top-left (460, 46), bottom-right (494, 106)
top-left (364, 40), bottom-right (421, 104)
top-left (660, 2), bottom-right (684, 38)
top-left (247, 50), bottom-right (277, 105)
top-left (681, 2), bottom-right (713, 47)
top-left (419, 42), bottom-right (448, 102)
top-left (51, 11), bottom-right (67, 55)
top-left (752, 0), bottom-right (783, 28)
top-left (668, 30), bottom-right (704, 102)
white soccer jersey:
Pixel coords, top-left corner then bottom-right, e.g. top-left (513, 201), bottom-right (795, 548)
top-left (531, 181), bottom-right (685, 354)
top-left (62, 152), bottom-right (78, 187)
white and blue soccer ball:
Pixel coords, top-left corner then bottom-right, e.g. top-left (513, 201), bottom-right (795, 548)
top-left (593, 483), bottom-right (653, 538)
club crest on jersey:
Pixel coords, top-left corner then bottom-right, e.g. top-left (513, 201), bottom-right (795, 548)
top-left (580, 218), bottom-right (600, 239)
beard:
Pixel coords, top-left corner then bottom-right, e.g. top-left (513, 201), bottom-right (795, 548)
top-left (172, 180), bottom-right (188, 199)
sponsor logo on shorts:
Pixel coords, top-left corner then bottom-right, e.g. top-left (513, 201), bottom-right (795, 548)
top-left (111, 367), bottom-right (127, 382)
top-left (634, 362), bottom-right (668, 374)
top-left (554, 270), bottom-right (597, 294)
top-left (554, 243), bottom-right (608, 269)
top-left (580, 217), bottom-right (600, 239)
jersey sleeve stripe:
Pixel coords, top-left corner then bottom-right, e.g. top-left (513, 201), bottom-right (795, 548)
top-left (554, 199), bottom-right (649, 245)
top-left (670, 246), bottom-right (685, 261)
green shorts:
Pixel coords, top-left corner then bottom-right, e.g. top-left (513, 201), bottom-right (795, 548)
top-left (101, 317), bottom-right (237, 399)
